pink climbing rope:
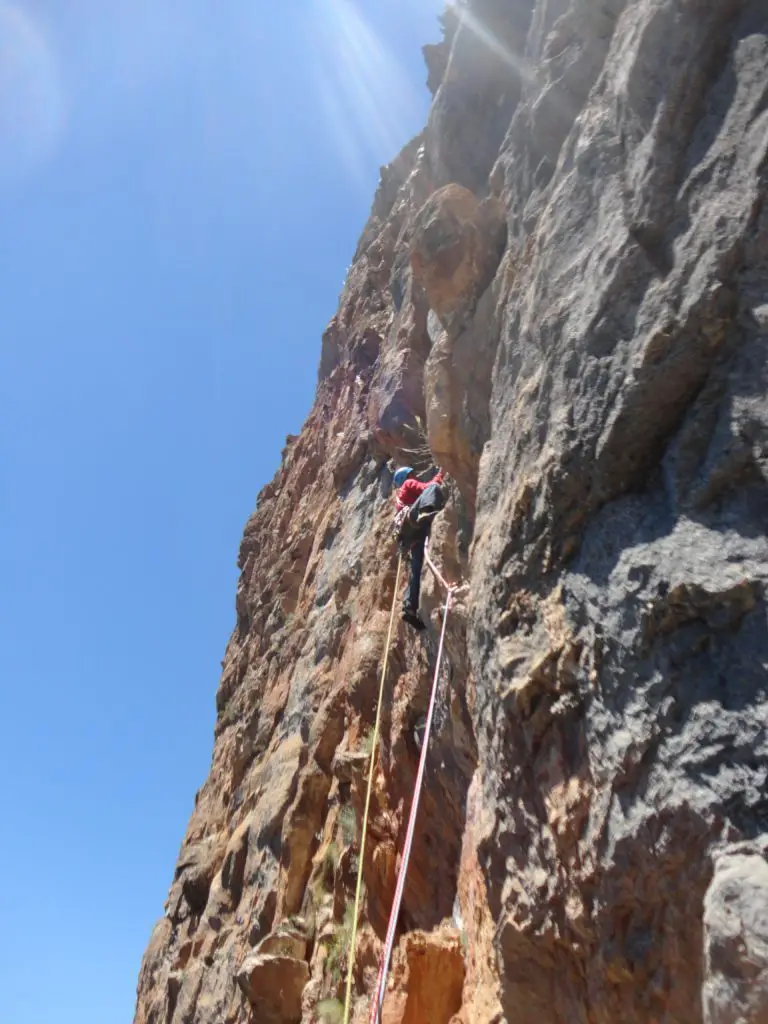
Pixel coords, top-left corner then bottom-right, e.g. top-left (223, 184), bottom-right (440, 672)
top-left (424, 536), bottom-right (453, 593)
top-left (368, 546), bottom-right (455, 1024)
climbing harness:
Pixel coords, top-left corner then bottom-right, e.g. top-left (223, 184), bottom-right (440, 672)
top-left (368, 540), bottom-right (456, 1024)
top-left (343, 554), bottom-right (403, 1024)
top-left (392, 505), bottom-right (409, 541)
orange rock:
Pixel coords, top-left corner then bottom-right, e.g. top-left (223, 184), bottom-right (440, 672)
top-left (411, 185), bottom-right (506, 330)
top-left (381, 929), bottom-right (465, 1024)
top-left (236, 952), bottom-right (309, 1023)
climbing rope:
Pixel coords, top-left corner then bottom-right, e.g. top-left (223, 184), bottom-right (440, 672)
top-left (342, 553), bottom-right (403, 1024)
top-left (369, 570), bottom-right (455, 1024)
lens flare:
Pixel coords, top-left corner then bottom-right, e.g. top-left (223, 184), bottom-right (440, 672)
top-left (0, 2), bottom-right (66, 186)
top-left (453, 3), bottom-right (535, 88)
top-left (307, 0), bottom-right (425, 187)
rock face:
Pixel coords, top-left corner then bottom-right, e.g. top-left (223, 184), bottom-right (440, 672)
top-left (703, 839), bottom-right (768, 1024)
top-left (411, 185), bottom-right (506, 331)
top-left (134, 2), bottom-right (768, 1023)
top-left (236, 953), bottom-right (309, 1023)
top-left (381, 929), bottom-right (465, 1024)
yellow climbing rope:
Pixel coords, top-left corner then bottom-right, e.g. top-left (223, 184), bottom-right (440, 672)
top-left (342, 553), bottom-right (403, 1024)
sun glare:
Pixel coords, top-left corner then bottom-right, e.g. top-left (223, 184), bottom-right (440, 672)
top-left (0, 2), bottom-right (67, 187)
top-left (307, 0), bottom-right (425, 187)
top-left (306, 0), bottom-right (535, 186)
top-left (454, 3), bottom-right (535, 87)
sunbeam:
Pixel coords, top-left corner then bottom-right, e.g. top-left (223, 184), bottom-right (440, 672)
top-left (306, 0), bottom-right (427, 188)
top-left (0, 2), bottom-right (67, 187)
top-left (452, 2), bottom-right (536, 88)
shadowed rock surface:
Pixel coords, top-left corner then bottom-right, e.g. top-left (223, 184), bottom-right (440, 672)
top-left (134, 2), bottom-right (768, 1021)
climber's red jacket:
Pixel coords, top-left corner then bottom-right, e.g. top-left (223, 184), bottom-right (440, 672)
top-left (395, 471), bottom-right (444, 511)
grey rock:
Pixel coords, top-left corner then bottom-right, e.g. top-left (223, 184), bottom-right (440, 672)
top-left (469, 0), bottom-right (768, 1019)
top-left (703, 840), bottom-right (768, 1023)
top-left (427, 0), bottom-right (536, 190)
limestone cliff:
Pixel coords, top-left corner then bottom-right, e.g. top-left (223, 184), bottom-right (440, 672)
top-left (134, 2), bottom-right (768, 1022)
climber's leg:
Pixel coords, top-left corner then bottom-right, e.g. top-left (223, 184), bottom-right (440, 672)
top-left (408, 537), bottom-right (425, 607)
top-left (402, 535), bottom-right (427, 630)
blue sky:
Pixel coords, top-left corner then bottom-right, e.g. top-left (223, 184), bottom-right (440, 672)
top-left (0, 2), bottom-right (442, 1021)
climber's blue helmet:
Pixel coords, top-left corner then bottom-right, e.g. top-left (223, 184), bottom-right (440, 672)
top-left (393, 466), bottom-right (414, 488)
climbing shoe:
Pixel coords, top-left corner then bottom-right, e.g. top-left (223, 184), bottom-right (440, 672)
top-left (402, 604), bottom-right (426, 631)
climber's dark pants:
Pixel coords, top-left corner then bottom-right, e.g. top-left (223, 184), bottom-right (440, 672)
top-left (406, 534), bottom-right (426, 611)
top-left (399, 483), bottom-right (446, 611)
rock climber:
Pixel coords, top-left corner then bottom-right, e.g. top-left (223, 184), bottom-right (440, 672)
top-left (393, 465), bottom-right (447, 630)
